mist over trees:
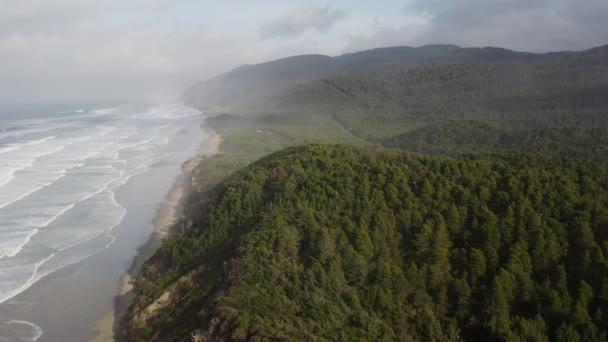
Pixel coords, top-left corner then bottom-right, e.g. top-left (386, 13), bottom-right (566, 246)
top-left (184, 44), bottom-right (608, 158)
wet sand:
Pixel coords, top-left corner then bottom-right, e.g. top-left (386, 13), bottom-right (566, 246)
top-left (91, 173), bottom-right (185, 342)
top-left (91, 128), bottom-right (221, 341)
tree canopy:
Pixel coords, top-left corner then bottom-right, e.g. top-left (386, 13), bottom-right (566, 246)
top-left (124, 145), bottom-right (608, 342)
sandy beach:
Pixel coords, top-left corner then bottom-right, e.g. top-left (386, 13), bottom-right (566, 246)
top-left (92, 128), bottom-right (222, 341)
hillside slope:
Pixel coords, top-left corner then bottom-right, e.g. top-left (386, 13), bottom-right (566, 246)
top-left (384, 121), bottom-right (608, 162)
top-left (182, 44), bottom-right (567, 111)
top-left (123, 145), bottom-right (608, 341)
top-left (267, 45), bottom-right (608, 134)
top-left (184, 44), bottom-right (608, 155)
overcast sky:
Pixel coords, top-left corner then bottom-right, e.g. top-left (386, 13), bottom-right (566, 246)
top-left (1, 0), bottom-right (607, 104)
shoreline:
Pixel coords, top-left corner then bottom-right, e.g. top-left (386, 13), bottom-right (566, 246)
top-left (92, 128), bottom-right (222, 341)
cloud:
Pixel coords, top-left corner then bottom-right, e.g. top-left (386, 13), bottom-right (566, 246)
top-left (405, 0), bottom-right (608, 51)
top-left (0, 25), bottom-right (269, 104)
top-left (137, 0), bottom-right (181, 11)
top-left (0, 1), bottom-right (606, 105)
top-left (0, 1), bottom-right (272, 104)
top-left (0, 1), bottom-right (353, 105)
top-left (0, 0), bottom-right (100, 38)
top-left (339, 16), bottom-right (428, 53)
top-left (260, 5), bottom-right (348, 39)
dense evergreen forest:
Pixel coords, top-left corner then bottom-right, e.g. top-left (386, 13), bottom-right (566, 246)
top-left (124, 145), bottom-right (608, 341)
top-left (123, 44), bottom-right (608, 341)
top-left (384, 121), bottom-right (608, 162)
top-left (266, 46), bottom-right (608, 135)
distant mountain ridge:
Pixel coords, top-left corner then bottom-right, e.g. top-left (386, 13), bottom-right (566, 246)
top-left (183, 42), bottom-right (608, 157)
top-left (183, 44), bottom-right (576, 109)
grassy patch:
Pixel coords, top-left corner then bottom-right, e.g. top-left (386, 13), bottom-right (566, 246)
top-left (338, 111), bottom-right (427, 140)
top-left (195, 112), bottom-right (370, 192)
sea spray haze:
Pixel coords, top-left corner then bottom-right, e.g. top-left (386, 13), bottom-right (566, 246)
top-left (0, 102), bottom-right (202, 307)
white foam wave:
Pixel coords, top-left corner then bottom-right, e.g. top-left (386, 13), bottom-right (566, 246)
top-left (35, 234), bottom-right (117, 288)
top-left (7, 320), bottom-right (43, 342)
top-left (5, 234), bottom-right (117, 307)
top-left (91, 108), bottom-right (117, 115)
top-left (55, 191), bottom-right (126, 252)
top-left (0, 144), bottom-right (21, 155)
top-left (0, 102), bottom-right (204, 309)
top-left (0, 136), bottom-right (78, 189)
top-left (0, 127), bottom-right (133, 209)
top-left (0, 139), bottom-right (154, 258)
top-left (0, 229), bottom-right (38, 259)
top-left (37, 185), bottom-right (126, 253)
top-left (115, 102), bottom-right (199, 121)
top-left (22, 136), bottom-right (56, 147)
top-left (0, 253), bottom-right (55, 305)
top-left (0, 171), bottom-right (77, 211)
top-left (0, 168), bottom-right (123, 254)
top-left (0, 127), bottom-right (51, 141)
top-left (0, 193), bottom-right (124, 304)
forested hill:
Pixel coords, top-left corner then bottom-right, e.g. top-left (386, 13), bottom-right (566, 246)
top-left (123, 145), bottom-right (608, 341)
top-left (384, 122), bottom-right (608, 162)
top-left (267, 45), bottom-right (608, 131)
top-left (182, 44), bottom-right (571, 110)
top-left (183, 44), bottom-right (608, 155)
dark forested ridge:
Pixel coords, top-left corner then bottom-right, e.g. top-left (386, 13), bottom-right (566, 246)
top-left (182, 44), bottom-right (575, 110)
top-left (384, 121), bottom-right (608, 162)
top-left (184, 43), bottom-right (608, 157)
top-left (267, 46), bottom-right (608, 131)
top-left (123, 145), bottom-right (608, 341)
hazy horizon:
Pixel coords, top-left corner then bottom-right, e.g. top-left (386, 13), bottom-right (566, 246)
top-left (1, 0), bottom-right (607, 105)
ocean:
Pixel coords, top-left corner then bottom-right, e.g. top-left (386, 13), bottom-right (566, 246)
top-left (0, 102), bottom-right (207, 341)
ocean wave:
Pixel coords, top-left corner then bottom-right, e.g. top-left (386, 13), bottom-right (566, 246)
top-left (0, 185), bottom-right (127, 303)
top-left (0, 136), bottom-right (56, 158)
top-left (0, 233), bottom-right (117, 306)
top-left (0, 102), bottom-right (204, 311)
top-left (35, 187), bottom-right (126, 252)
top-left (91, 108), bottom-right (117, 116)
top-left (0, 126), bottom-right (137, 209)
top-left (0, 127), bottom-right (52, 141)
top-left (0, 144), bottom-right (22, 155)
top-left (0, 136), bottom-right (81, 189)
top-left (0, 320), bottom-right (44, 342)
top-left (0, 229), bottom-right (39, 259)
top-left (0, 167), bottom-right (82, 210)
top-left (0, 253), bottom-right (55, 305)
top-left (0, 203), bottom-right (123, 305)
top-left (0, 129), bottom-right (166, 259)
top-left (55, 191), bottom-right (126, 252)
top-left (0, 166), bottom-right (124, 251)
top-left (130, 103), bottom-right (201, 120)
